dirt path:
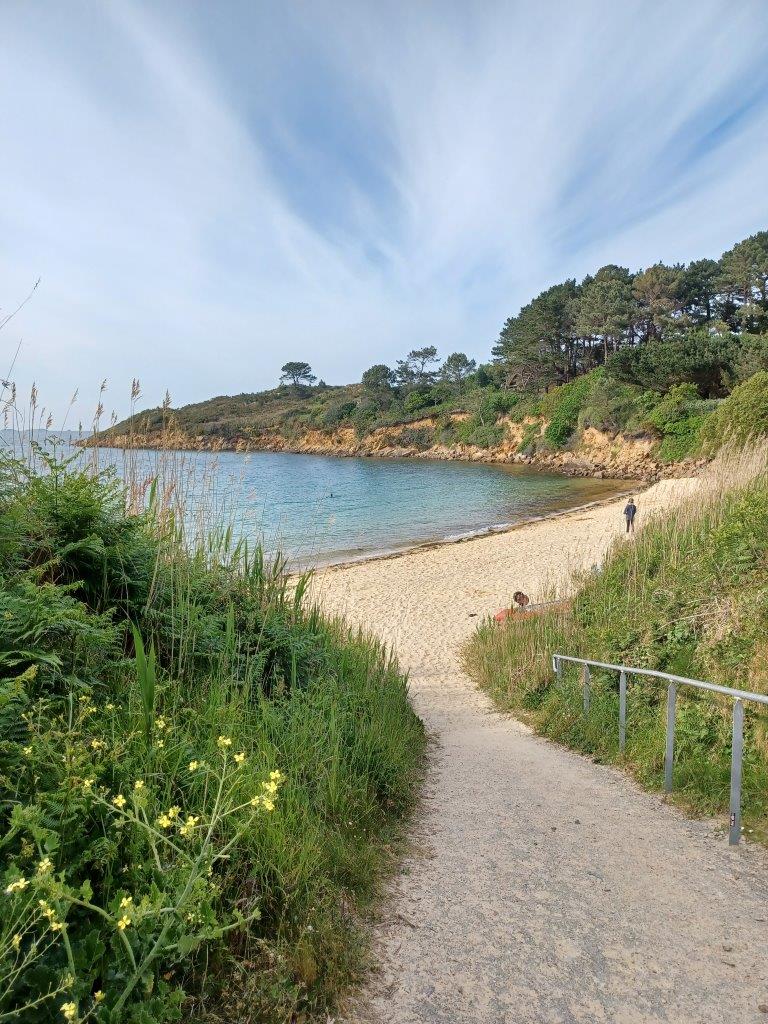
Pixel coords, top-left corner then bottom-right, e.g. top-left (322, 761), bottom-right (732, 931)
top-left (314, 482), bottom-right (768, 1024)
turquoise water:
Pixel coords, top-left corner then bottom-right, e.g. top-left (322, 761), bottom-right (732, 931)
top-left (90, 448), bottom-right (626, 568)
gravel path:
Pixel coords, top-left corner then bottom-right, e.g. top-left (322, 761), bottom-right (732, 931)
top-left (315, 483), bottom-right (768, 1023)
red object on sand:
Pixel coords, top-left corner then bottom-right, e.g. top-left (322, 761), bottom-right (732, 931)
top-left (494, 608), bottom-right (514, 623)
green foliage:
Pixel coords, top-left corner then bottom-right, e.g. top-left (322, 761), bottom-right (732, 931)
top-left (466, 452), bottom-right (768, 830)
top-left (700, 371), bottom-right (768, 453)
top-left (0, 453), bottom-right (424, 1022)
top-left (541, 371), bottom-right (601, 449)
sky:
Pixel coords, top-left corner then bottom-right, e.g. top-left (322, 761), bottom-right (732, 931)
top-left (2, 0), bottom-right (768, 424)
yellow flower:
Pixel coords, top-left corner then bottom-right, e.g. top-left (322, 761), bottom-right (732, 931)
top-left (104, 703), bottom-right (115, 711)
top-left (94, 991), bottom-right (105, 1003)
top-left (11, 934), bottom-right (21, 951)
top-left (50, 919), bottom-right (64, 932)
top-left (155, 716), bottom-right (167, 731)
top-left (156, 739), bottom-right (164, 749)
top-left (188, 760), bottom-right (200, 772)
top-left (82, 778), bottom-right (95, 791)
top-left (262, 798), bottom-right (275, 812)
top-left (119, 895), bottom-right (133, 909)
top-left (4, 877), bottom-right (28, 894)
top-left (156, 814), bottom-right (172, 829)
top-left (233, 752), bottom-right (246, 765)
top-left (262, 780), bottom-right (278, 795)
top-left (112, 794), bottom-right (127, 809)
top-left (217, 735), bottom-right (232, 749)
top-left (90, 739), bottom-right (106, 751)
top-left (269, 770), bottom-right (284, 783)
top-left (37, 857), bottom-right (53, 875)
top-left (133, 780), bottom-right (145, 791)
top-left (116, 915), bottom-right (131, 931)
top-left (22, 746), bottom-right (32, 756)
top-left (61, 1001), bottom-right (77, 1021)
top-left (249, 795), bottom-right (261, 808)
top-left (168, 805), bottom-right (181, 820)
top-left (179, 815), bottom-right (199, 838)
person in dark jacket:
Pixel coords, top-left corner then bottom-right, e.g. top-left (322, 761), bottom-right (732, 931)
top-left (624, 498), bottom-right (637, 534)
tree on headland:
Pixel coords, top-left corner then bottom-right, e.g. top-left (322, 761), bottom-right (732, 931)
top-left (280, 361), bottom-right (317, 387)
top-left (440, 352), bottom-right (476, 390)
top-left (362, 364), bottom-right (397, 408)
top-left (395, 346), bottom-right (440, 388)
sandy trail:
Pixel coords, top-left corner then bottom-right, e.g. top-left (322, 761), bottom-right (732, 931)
top-left (314, 481), bottom-right (768, 1024)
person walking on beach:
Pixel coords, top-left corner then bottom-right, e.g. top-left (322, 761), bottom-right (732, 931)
top-left (624, 498), bottom-right (637, 534)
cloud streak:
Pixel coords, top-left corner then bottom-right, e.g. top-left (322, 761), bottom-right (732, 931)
top-left (2, 0), bottom-right (768, 421)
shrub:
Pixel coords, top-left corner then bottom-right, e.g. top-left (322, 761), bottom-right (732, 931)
top-left (0, 450), bottom-right (424, 1022)
top-left (699, 371), bottom-right (768, 453)
top-left (541, 371), bottom-right (601, 449)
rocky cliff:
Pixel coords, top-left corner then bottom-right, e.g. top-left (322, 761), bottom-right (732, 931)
top-left (93, 412), bottom-right (699, 480)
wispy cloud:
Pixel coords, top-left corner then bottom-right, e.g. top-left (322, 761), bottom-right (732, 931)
top-left (2, 0), bottom-right (767, 420)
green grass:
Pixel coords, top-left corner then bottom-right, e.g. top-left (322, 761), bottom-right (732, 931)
top-left (0, 446), bottom-right (424, 1023)
top-left (464, 443), bottom-right (768, 838)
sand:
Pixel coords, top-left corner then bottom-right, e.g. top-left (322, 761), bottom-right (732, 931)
top-left (313, 478), bottom-right (768, 1023)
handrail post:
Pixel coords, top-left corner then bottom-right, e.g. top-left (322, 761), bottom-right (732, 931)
top-left (619, 670), bottom-right (627, 752)
top-left (664, 682), bottom-right (677, 793)
top-left (729, 700), bottom-right (744, 846)
top-left (583, 663), bottom-right (591, 714)
top-left (555, 656), bottom-right (562, 683)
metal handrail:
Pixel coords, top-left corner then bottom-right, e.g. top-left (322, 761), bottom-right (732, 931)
top-left (552, 653), bottom-right (768, 846)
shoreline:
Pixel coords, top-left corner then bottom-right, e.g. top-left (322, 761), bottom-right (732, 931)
top-left (303, 483), bottom-right (641, 573)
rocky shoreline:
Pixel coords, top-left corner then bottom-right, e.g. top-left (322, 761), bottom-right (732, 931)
top-left (91, 420), bottom-right (704, 481)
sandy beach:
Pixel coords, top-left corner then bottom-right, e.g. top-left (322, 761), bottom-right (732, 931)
top-left (314, 479), bottom-right (768, 1024)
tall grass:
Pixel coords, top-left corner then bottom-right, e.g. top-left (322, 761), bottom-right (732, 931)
top-left (465, 442), bottom-right (768, 836)
top-left (0, 432), bottom-right (424, 1023)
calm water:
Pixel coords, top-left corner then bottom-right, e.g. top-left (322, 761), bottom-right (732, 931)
top-left (84, 448), bottom-right (626, 568)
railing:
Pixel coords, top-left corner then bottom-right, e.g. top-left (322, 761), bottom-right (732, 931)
top-left (552, 654), bottom-right (768, 846)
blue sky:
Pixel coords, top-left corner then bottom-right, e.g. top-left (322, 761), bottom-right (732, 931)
top-left (2, 0), bottom-right (768, 423)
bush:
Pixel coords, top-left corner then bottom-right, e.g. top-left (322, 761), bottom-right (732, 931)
top-left (0, 451), bottom-right (424, 1022)
top-left (541, 371), bottom-right (601, 449)
top-left (700, 371), bottom-right (768, 453)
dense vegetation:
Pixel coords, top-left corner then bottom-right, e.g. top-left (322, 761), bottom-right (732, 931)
top-left (105, 229), bottom-right (768, 462)
top-left (0, 446), bottom-right (424, 1022)
top-left (465, 444), bottom-right (768, 838)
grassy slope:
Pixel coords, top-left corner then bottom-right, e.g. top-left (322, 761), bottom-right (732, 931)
top-left (464, 444), bottom-right (768, 839)
top-left (0, 452), bottom-right (424, 1023)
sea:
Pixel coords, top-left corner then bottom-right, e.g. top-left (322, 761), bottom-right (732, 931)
top-left (67, 447), bottom-right (627, 568)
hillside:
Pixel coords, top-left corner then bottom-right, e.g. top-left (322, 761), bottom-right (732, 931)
top-left (97, 228), bottom-right (768, 478)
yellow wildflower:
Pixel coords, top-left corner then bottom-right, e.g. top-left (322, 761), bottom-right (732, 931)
top-left (11, 934), bottom-right (21, 951)
top-left (217, 735), bottom-right (232, 749)
top-left (179, 815), bottom-right (199, 838)
top-left (167, 805), bottom-right (181, 820)
top-left (5, 877), bottom-right (28, 894)
top-left (269, 770), bottom-right (284, 783)
top-left (234, 752), bottom-right (246, 765)
top-left (155, 716), bottom-right (167, 731)
top-left (94, 991), bottom-right (105, 1003)
top-left (156, 739), bottom-right (164, 749)
top-left (188, 760), bottom-right (200, 772)
top-left (90, 739), bottom-right (106, 751)
top-left (156, 814), bottom-right (172, 829)
top-left (262, 780), bottom-right (278, 795)
top-left (82, 778), bottom-right (95, 791)
top-left (133, 780), bottom-right (145, 792)
top-left (262, 798), bottom-right (275, 812)
top-left (61, 1002), bottom-right (77, 1021)
top-left (50, 919), bottom-right (64, 932)
top-left (105, 703), bottom-right (115, 711)
top-left (116, 915), bottom-right (131, 931)
top-left (112, 794), bottom-right (127, 809)
top-left (22, 746), bottom-right (32, 756)
top-left (119, 895), bottom-right (133, 909)
top-left (37, 857), bottom-right (53, 875)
